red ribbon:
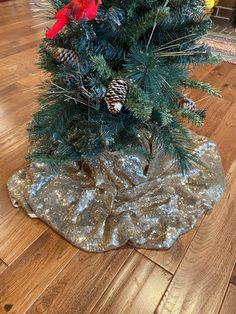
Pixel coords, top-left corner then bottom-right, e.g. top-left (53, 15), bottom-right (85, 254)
top-left (45, 0), bottom-right (101, 39)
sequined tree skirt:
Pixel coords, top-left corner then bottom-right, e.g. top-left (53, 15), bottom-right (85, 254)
top-left (7, 133), bottom-right (225, 252)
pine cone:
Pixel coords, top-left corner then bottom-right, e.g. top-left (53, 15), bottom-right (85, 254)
top-left (178, 96), bottom-right (196, 111)
top-left (42, 43), bottom-right (79, 65)
top-left (105, 79), bottom-right (128, 114)
top-left (52, 47), bottom-right (79, 65)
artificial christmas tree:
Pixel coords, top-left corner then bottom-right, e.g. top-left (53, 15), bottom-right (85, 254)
top-left (7, 0), bottom-right (225, 252)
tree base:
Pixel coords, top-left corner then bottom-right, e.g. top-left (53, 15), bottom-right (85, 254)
top-left (7, 133), bottom-right (225, 252)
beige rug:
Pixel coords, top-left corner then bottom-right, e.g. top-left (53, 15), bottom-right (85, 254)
top-left (205, 32), bottom-right (236, 64)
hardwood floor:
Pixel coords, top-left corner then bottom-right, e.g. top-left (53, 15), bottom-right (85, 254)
top-left (0, 1), bottom-right (236, 313)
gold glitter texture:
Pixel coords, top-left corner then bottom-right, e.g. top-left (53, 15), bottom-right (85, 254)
top-left (7, 133), bottom-right (225, 252)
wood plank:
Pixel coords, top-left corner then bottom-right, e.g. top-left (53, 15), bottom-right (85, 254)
top-left (26, 248), bottom-right (133, 314)
top-left (138, 217), bottom-right (203, 274)
top-left (0, 229), bottom-right (77, 313)
top-left (0, 203), bottom-right (47, 264)
top-left (190, 64), bottom-right (213, 79)
top-left (0, 95), bottom-right (36, 126)
top-left (0, 52), bottom-right (40, 90)
top-left (17, 72), bottom-right (45, 88)
top-left (0, 47), bottom-right (38, 70)
top-left (0, 92), bottom-right (37, 128)
top-left (0, 40), bottom-right (40, 59)
top-left (0, 33), bottom-right (41, 53)
top-left (220, 284), bottom-right (236, 314)
top-left (91, 251), bottom-right (172, 314)
top-left (187, 63), bottom-right (235, 108)
top-left (219, 66), bottom-right (236, 103)
top-left (0, 142), bottom-right (28, 182)
top-left (230, 264), bottom-right (236, 286)
top-left (0, 13), bottom-right (33, 26)
top-left (0, 126), bottom-right (28, 175)
top-left (156, 160), bottom-right (236, 314)
top-left (190, 97), bottom-right (233, 138)
top-left (0, 259), bottom-right (7, 275)
top-left (0, 19), bottom-right (35, 35)
top-left (0, 184), bottom-right (22, 218)
top-left (205, 63), bottom-right (235, 91)
top-left (211, 104), bottom-right (236, 172)
top-left (0, 18), bottom-right (44, 39)
top-left (191, 62), bottom-right (234, 95)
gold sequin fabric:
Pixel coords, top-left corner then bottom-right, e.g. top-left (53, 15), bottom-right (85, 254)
top-left (7, 133), bottom-right (225, 252)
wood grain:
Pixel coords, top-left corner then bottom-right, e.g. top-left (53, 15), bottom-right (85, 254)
top-left (0, 259), bottom-right (7, 275)
top-left (156, 160), bottom-right (236, 314)
top-left (230, 264), bottom-right (236, 286)
top-left (0, 229), bottom-right (77, 313)
top-left (189, 64), bottom-right (213, 79)
top-left (27, 248), bottom-right (133, 314)
top-left (0, 40), bottom-right (40, 59)
top-left (0, 44), bottom-right (41, 89)
top-left (0, 208), bottom-right (47, 264)
top-left (219, 66), bottom-right (236, 103)
top-left (211, 104), bottom-right (236, 172)
top-left (190, 97), bottom-right (233, 138)
top-left (91, 251), bottom-right (172, 314)
top-left (220, 284), bottom-right (236, 314)
top-left (138, 218), bottom-right (203, 274)
top-left (190, 62), bottom-right (235, 101)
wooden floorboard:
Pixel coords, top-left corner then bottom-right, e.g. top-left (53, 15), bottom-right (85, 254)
top-left (0, 1), bottom-right (236, 313)
top-left (26, 248), bottom-right (133, 314)
top-left (219, 284), bottom-right (236, 314)
top-left (0, 229), bottom-right (77, 313)
top-left (138, 217), bottom-right (204, 274)
top-left (0, 208), bottom-right (47, 265)
top-left (156, 161), bottom-right (236, 314)
top-left (229, 264), bottom-right (236, 286)
top-left (211, 105), bottom-right (236, 172)
top-left (90, 251), bottom-right (172, 314)
top-left (0, 259), bottom-right (7, 275)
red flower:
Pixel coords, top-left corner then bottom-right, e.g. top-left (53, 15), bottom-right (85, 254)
top-left (45, 0), bottom-right (101, 39)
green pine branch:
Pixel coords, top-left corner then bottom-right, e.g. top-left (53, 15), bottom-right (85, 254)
top-left (127, 6), bottom-right (170, 42)
top-left (155, 119), bottom-right (200, 175)
top-left (183, 79), bottom-right (221, 97)
top-left (125, 83), bottom-right (154, 121)
top-left (176, 108), bottom-right (206, 127)
top-left (91, 55), bottom-right (114, 81)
